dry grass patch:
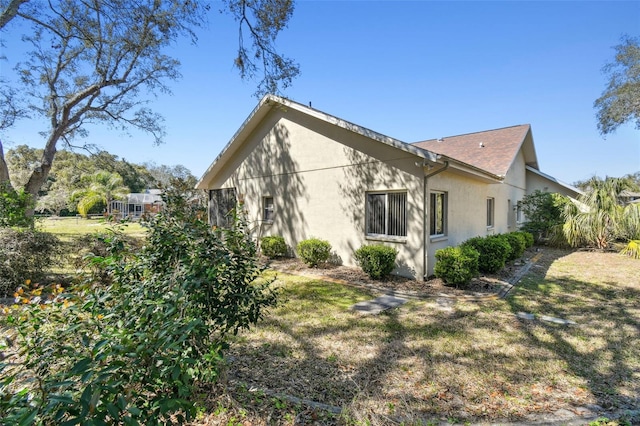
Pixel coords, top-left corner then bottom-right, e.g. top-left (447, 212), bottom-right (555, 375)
top-left (191, 249), bottom-right (638, 425)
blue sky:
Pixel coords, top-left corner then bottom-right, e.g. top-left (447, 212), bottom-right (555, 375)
top-left (1, 0), bottom-right (639, 185)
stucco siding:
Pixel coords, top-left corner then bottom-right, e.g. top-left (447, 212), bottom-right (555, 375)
top-left (217, 108), bottom-right (425, 278)
top-left (425, 151), bottom-right (527, 276)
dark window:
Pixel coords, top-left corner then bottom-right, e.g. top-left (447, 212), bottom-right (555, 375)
top-left (366, 192), bottom-right (407, 237)
top-left (209, 188), bottom-right (237, 228)
top-left (430, 191), bottom-right (447, 236)
top-left (263, 196), bottom-right (274, 221)
top-left (487, 197), bottom-right (495, 228)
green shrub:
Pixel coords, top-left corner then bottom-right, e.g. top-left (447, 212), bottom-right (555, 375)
top-left (516, 230), bottom-right (534, 248)
top-left (0, 183), bottom-right (34, 228)
top-left (462, 235), bottom-right (510, 274)
top-left (434, 245), bottom-right (479, 286)
top-left (503, 232), bottom-right (527, 261)
top-left (297, 238), bottom-right (331, 267)
top-left (260, 235), bottom-right (288, 258)
top-left (0, 228), bottom-right (61, 296)
top-left (354, 244), bottom-right (398, 279)
top-left (0, 186), bottom-right (278, 425)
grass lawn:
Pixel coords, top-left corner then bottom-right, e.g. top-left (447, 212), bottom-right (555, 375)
top-left (198, 249), bottom-right (640, 425)
top-left (37, 216), bottom-right (147, 241)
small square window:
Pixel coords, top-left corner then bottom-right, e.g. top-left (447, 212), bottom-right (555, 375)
top-left (263, 196), bottom-right (274, 222)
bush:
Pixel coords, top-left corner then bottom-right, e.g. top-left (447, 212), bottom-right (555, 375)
top-left (0, 183), bottom-right (34, 228)
top-left (434, 245), bottom-right (479, 286)
top-left (297, 238), bottom-right (331, 267)
top-left (462, 235), bottom-right (511, 274)
top-left (260, 235), bottom-right (288, 258)
top-left (0, 228), bottom-right (61, 297)
top-left (354, 244), bottom-right (398, 279)
top-left (516, 230), bottom-right (534, 248)
top-left (503, 232), bottom-right (527, 261)
top-left (0, 187), bottom-right (278, 425)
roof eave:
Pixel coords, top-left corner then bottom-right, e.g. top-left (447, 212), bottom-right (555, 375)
top-left (196, 95), bottom-right (441, 189)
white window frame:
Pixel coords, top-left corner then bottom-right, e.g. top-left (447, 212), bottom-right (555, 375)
top-left (430, 191), bottom-right (447, 238)
top-left (365, 191), bottom-right (407, 239)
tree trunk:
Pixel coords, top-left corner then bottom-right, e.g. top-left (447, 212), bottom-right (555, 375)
top-left (0, 138), bottom-right (12, 188)
top-left (0, 0), bottom-right (28, 30)
top-left (23, 133), bottom-right (58, 216)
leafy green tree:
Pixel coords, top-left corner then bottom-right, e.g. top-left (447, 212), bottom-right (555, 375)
top-left (0, 182), bottom-right (33, 227)
top-left (0, 0), bottom-right (298, 214)
top-left (519, 190), bottom-right (568, 243)
top-left (1, 186), bottom-right (277, 424)
top-left (594, 35), bottom-right (640, 136)
top-left (74, 171), bottom-right (129, 217)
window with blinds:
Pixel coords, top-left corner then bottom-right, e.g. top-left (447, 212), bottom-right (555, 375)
top-left (366, 191), bottom-right (407, 237)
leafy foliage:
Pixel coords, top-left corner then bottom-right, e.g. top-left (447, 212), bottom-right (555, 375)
top-left (519, 190), bottom-right (567, 244)
top-left (73, 171), bottom-right (129, 217)
top-left (354, 244), bottom-right (398, 279)
top-left (0, 182), bottom-right (33, 227)
top-left (502, 232), bottom-right (527, 261)
top-left (594, 35), bottom-right (640, 136)
top-left (260, 235), bottom-right (288, 258)
top-left (434, 245), bottom-right (479, 286)
top-left (0, 228), bottom-right (61, 296)
top-left (0, 188), bottom-right (278, 424)
top-left (462, 235), bottom-right (511, 274)
top-left (563, 177), bottom-right (631, 249)
top-left (296, 238), bottom-right (331, 267)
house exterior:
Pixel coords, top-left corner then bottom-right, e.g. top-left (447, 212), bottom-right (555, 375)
top-left (109, 189), bottom-right (163, 219)
top-left (196, 95), bottom-right (580, 279)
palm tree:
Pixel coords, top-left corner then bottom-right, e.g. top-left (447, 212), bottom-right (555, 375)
top-left (563, 177), bottom-right (630, 249)
top-left (74, 171), bottom-right (129, 217)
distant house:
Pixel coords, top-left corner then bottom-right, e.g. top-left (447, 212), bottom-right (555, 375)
top-left (196, 95), bottom-right (581, 279)
top-left (620, 190), bottom-right (640, 205)
top-left (109, 189), bottom-right (163, 219)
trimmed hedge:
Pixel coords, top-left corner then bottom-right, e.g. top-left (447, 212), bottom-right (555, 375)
top-left (503, 232), bottom-right (527, 261)
top-left (434, 245), bottom-right (479, 286)
top-left (260, 235), bottom-right (288, 258)
top-left (297, 238), bottom-right (331, 267)
top-left (462, 235), bottom-right (511, 274)
top-left (516, 231), bottom-right (534, 248)
top-left (354, 244), bottom-right (398, 279)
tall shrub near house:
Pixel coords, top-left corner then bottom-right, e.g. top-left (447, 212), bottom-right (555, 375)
top-left (462, 235), bottom-right (511, 274)
top-left (1, 186), bottom-right (278, 424)
top-left (354, 244), bottom-right (398, 279)
top-left (520, 190), bottom-right (566, 244)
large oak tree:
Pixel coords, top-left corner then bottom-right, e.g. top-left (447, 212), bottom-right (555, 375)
top-left (594, 35), bottom-right (640, 136)
top-left (0, 0), bottom-right (298, 214)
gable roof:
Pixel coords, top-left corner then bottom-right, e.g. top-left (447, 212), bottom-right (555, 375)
top-left (411, 125), bottom-right (539, 178)
top-left (196, 95), bottom-right (441, 189)
top-left (197, 95), bottom-right (548, 189)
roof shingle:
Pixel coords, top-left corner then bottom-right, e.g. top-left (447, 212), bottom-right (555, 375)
top-left (412, 124), bottom-right (532, 177)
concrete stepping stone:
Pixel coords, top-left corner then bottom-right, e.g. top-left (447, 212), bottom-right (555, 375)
top-left (516, 311), bottom-right (576, 325)
top-left (352, 295), bottom-right (407, 314)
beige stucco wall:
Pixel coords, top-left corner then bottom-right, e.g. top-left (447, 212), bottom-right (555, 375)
top-left (425, 151), bottom-right (527, 276)
top-left (526, 169), bottom-right (581, 199)
top-left (214, 108), bottom-right (425, 278)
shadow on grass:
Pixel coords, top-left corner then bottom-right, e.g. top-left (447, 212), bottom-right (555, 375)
top-left (504, 248), bottom-right (640, 412)
top-left (216, 249), bottom-right (639, 424)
